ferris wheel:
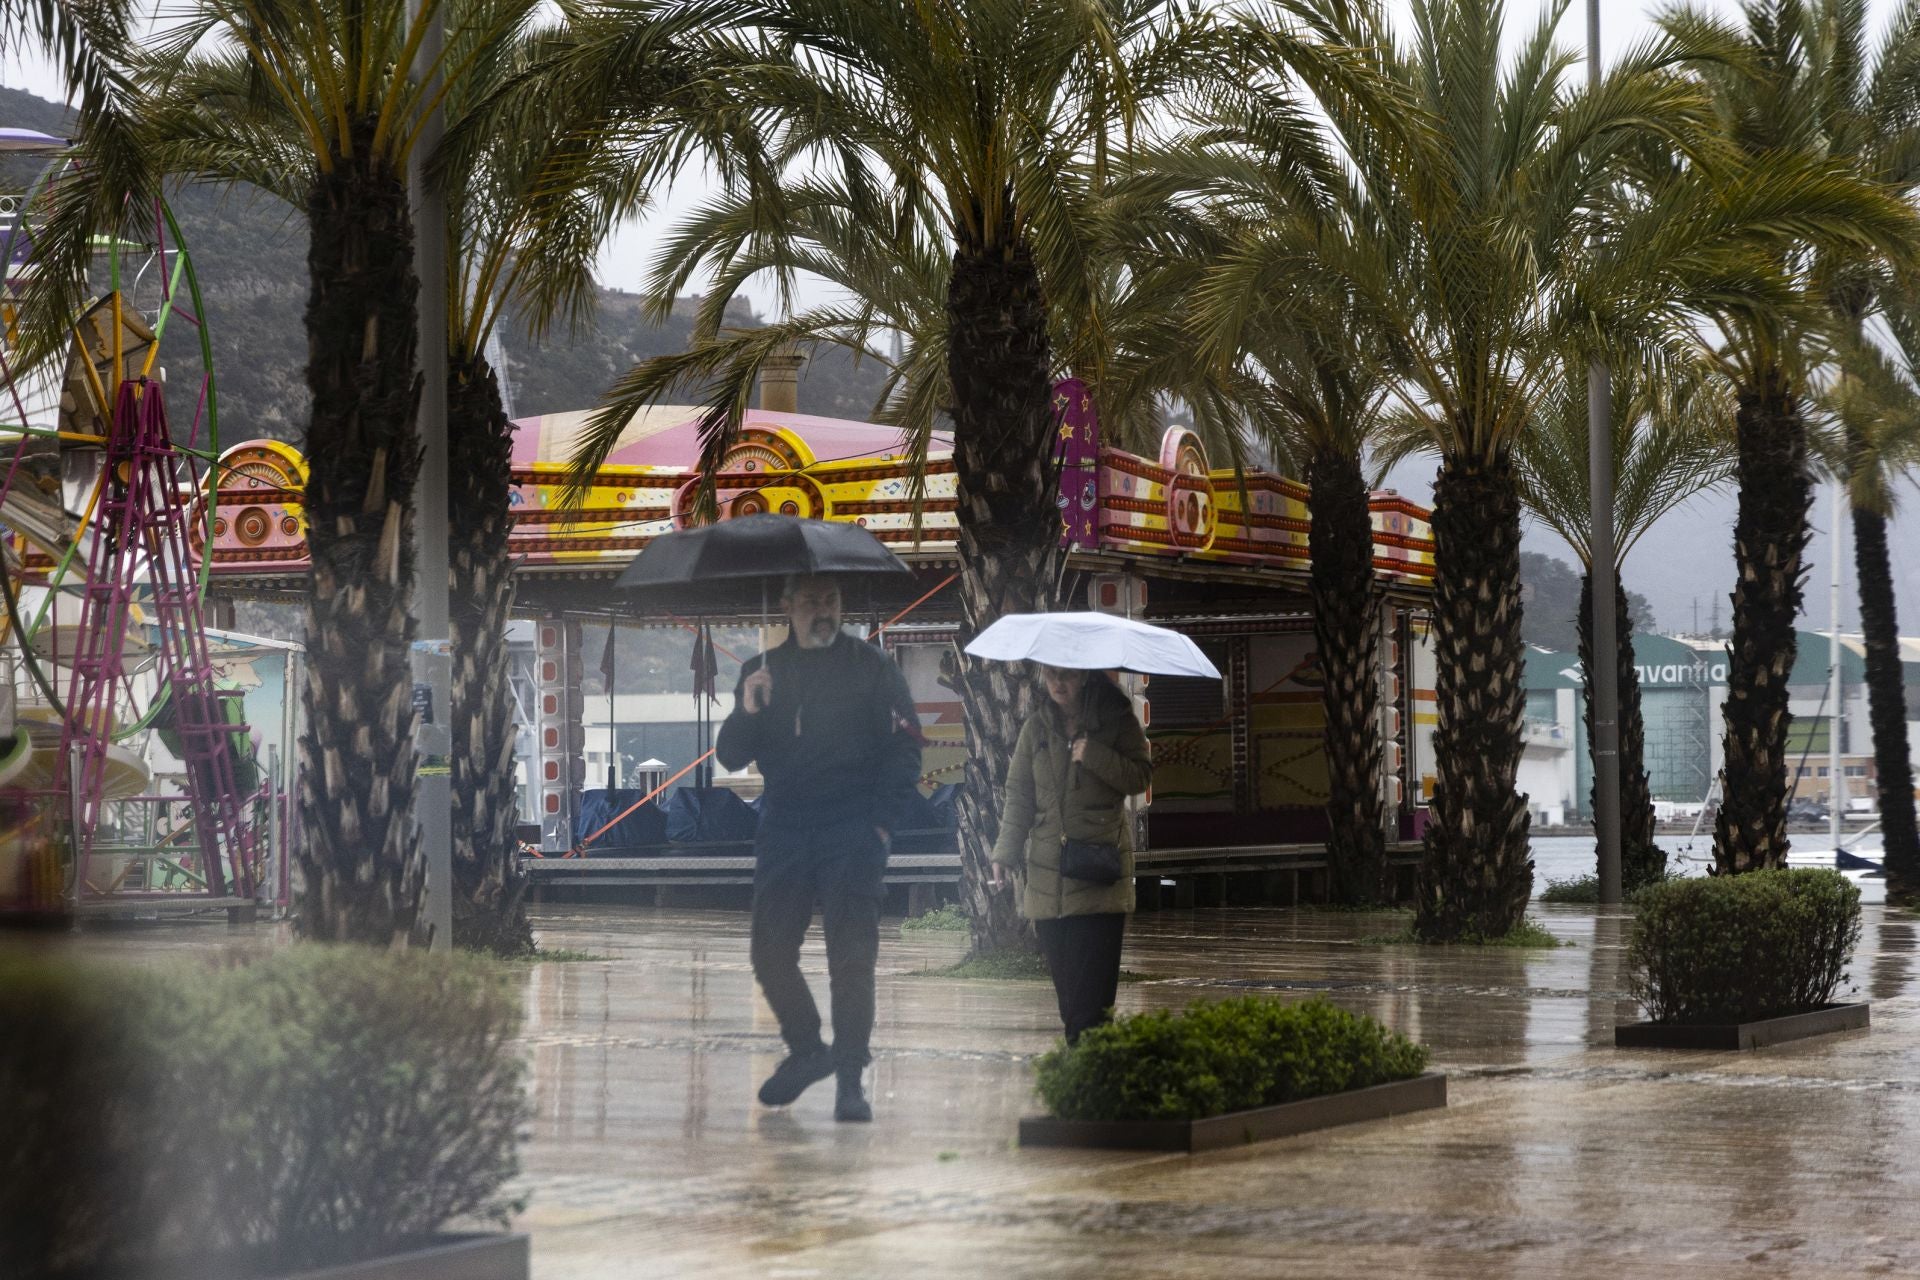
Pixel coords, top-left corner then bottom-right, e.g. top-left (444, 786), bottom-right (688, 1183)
top-left (0, 129), bottom-right (252, 919)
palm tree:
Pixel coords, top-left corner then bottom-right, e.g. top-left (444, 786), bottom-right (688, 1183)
top-left (1660, 0), bottom-right (1920, 874)
top-left (431, 8), bottom-right (702, 953)
top-left (1779, 0), bottom-right (1920, 903)
top-left (42, 0), bottom-right (536, 944)
top-left (1255, 0), bottom-right (1725, 938)
top-left (554, 163), bottom-right (1250, 477)
top-left (90, 6), bottom-right (681, 953)
top-left (1177, 128), bottom-right (1399, 903)
top-left (0, 1), bottom-right (150, 363)
top-left (0, 2), bottom-right (129, 117)
top-left (1516, 352), bottom-right (1737, 892)
top-left (1821, 309), bottom-right (1920, 903)
top-left (557, 0), bottom-right (1226, 955)
top-left (1241, 307), bottom-right (1396, 907)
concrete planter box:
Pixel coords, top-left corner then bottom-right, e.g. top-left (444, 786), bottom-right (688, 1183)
top-left (1017, 1072), bottom-right (1447, 1153)
top-left (283, 1233), bottom-right (528, 1280)
top-left (1615, 1002), bottom-right (1869, 1051)
top-left (115, 1233), bottom-right (530, 1280)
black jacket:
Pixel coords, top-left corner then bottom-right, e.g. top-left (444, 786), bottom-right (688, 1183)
top-left (715, 631), bottom-right (923, 832)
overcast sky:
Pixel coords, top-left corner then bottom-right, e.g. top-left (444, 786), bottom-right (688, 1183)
top-left (5, 0), bottom-right (1918, 635)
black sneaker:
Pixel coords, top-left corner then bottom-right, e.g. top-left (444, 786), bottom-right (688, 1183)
top-left (758, 1046), bottom-right (834, 1107)
top-left (834, 1070), bottom-right (872, 1123)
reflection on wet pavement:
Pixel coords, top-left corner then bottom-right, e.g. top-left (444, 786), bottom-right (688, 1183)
top-left (47, 900), bottom-right (1920, 1277)
top-left (507, 902), bottom-right (1920, 1278)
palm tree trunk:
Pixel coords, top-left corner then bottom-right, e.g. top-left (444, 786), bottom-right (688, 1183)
top-left (1307, 444), bottom-right (1385, 904)
top-left (947, 236), bottom-right (1056, 958)
top-left (1714, 366), bottom-right (1811, 875)
top-left (1851, 503), bottom-right (1919, 903)
top-left (448, 355), bottom-right (533, 955)
top-left (1413, 452), bottom-right (1532, 940)
top-left (294, 135), bottom-right (426, 945)
top-left (1579, 572), bottom-right (1664, 890)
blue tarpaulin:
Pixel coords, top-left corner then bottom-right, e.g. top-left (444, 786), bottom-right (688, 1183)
top-left (577, 790), bottom-right (669, 852)
top-left (664, 786), bottom-right (762, 844)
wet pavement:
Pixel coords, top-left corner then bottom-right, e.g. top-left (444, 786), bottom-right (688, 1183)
top-left (43, 898), bottom-right (1920, 1277)
top-left (508, 902), bottom-right (1920, 1279)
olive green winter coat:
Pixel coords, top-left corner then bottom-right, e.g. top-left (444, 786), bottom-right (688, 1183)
top-left (990, 677), bottom-right (1153, 919)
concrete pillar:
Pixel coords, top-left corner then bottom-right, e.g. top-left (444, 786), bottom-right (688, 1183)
top-left (535, 617), bottom-right (584, 852)
top-left (758, 346), bottom-right (804, 413)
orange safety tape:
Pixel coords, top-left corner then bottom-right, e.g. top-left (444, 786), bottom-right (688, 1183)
top-left (567, 748), bottom-right (716, 856)
top-left (662, 614), bottom-right (747, 664)
top-left (567, 573), bottom-right (955, 858)
top-left (873, 573), bottom-right (958, 639)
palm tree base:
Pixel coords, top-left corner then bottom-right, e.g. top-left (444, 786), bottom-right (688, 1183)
top-left (1851, 505), bottom-right (1920, 900)
top-left (1714, 366), bottom-right (1811, 875)
top-left (1579, 574), bottom-right (1665, 891)
top-left (448, 357), bottom-right (531, 954)
top-left (947, 238), bottom-right (1057, 956)
top-left (1308, 445), bottom-right (1387, 905)
top-left (1413, 454), bottom-right (1532, 941)
top-left (294, 140), bottom-right (427, 946)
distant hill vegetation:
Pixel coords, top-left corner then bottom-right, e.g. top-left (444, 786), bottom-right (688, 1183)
top-left (1519, 551), bottom-right (1657, 653)
top-left (0, 85), bottom-right (890, 449)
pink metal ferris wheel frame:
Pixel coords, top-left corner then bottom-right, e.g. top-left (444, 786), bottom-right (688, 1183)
top-left (55, 378), bottom-right (259, 902)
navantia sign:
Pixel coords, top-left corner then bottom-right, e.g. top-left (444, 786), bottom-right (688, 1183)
top-left (1560, 658), bottom-right (1728, 688)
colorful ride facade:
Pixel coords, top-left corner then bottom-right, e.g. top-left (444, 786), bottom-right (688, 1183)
top-left (194, 378), bottom-right (1440, 856)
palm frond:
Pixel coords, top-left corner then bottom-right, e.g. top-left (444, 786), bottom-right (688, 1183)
top-left (1516, 343), bottom-right (1737, 565)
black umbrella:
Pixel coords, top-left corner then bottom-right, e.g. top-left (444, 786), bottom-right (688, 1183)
top-left (615, 514), bottom-right (918, 786)
top-left (615, 513), bottom-right (914, 610)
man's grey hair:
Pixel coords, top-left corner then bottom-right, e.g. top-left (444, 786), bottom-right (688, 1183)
top-left (780, 573), bottom-right (841, 601)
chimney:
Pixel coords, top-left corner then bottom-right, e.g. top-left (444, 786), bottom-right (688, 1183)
top-left (758, 344), bottom-right (803, 413)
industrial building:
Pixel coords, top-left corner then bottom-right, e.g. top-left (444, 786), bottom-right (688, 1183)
top-left (1519, 629), bottom-right (1920, 824)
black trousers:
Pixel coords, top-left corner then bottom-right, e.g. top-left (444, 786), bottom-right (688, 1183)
top-left (749, 815), bottom-right (889, 1073)
top-left (1034, 912), bottom-right (1127, 1045)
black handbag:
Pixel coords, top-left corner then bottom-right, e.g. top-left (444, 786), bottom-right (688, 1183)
top-left (1059, 836), bottom-right (1124, 885)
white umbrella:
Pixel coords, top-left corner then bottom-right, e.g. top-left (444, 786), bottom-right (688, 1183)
top-left (964, 612), bottom-right (1220, 679)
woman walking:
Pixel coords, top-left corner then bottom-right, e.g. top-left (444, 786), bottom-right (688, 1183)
top-left (990, 665), bottom-right (1153, 1044)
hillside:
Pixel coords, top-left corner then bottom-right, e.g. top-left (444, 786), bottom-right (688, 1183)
top-left (0, 86), bottom-right (890, 447)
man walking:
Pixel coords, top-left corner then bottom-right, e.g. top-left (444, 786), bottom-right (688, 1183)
top-left (716, 574), bottom-right (923, 1122)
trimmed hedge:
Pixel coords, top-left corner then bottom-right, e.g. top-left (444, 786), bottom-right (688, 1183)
top-left (1627, 868), bottom-right (1862, 1026)
top-left (0, 946), bottom-right (527, 1279)
top-left (1033, 996), bottom-right (1428, 1123)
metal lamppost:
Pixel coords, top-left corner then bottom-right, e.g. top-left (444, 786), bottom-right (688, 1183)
top-left (409, 0), bottom-right (453, 951)
top-left (1587, 0), bottom-right (1624, 905)
top-left (1829, 478), bottom-right (1845, 852)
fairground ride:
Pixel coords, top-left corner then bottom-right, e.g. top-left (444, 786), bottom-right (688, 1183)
top-left (0, 129), bottom-right (265, 922)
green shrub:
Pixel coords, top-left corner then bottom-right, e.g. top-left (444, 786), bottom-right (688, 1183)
top-left (900, 904), bottom-right (969, 932)
top-left (916, 950), bottom-right (1052, 980)
top-left (1033, 996), bottom-right (1428, 1123)
top-left (1538, 872), bottom-right (1670, 905)
top-left (0, 946), bottom-right (528, 1278)
top-left (1538, 874), bottom-right (1602, 904)
top-left (1627, 868), bottom-right (1862, 1026)
top-left (1362, 917), bottom-right (1564, 947)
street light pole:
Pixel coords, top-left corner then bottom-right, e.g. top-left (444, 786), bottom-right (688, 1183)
top-left (1829, 477), bottom-right (1845, 854)
top-left (408, 0), bottom-right (452, 952)
top-left (1587, 0), bottom-right (1624, 906)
